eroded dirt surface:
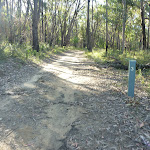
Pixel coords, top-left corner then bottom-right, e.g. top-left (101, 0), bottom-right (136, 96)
top-left (0, 50), bottom-right (149, 150)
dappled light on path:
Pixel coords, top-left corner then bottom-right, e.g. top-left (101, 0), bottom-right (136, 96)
top-left (0, 50), bottom-right (149, 150)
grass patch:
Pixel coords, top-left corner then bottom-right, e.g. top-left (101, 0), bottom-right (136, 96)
top-left (85, 49), bottom-right (108, 63)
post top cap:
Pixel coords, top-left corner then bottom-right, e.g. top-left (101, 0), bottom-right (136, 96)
top-left (129, 60), bottom-right (136, 62)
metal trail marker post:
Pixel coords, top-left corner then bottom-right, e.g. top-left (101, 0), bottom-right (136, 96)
top-left (128, 60), bottom-right (136, 97)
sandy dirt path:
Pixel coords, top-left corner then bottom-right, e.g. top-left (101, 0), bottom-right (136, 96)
top-left (0, 50), bottom-right (94, 150)
top-left (0, 50), bottom-right (149, 150)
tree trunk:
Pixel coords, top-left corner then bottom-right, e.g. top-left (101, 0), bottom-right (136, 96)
top-left (32, 0), bottom-right (41, 52)
top-left (117, 31), bottom-right (119, 49)
top-left (61, 24), bottom-right (63, 47)
top-left (18, 0), bottom-right (22, 43)
top-left (113, 30), bottom-right (116, 50)
top-left (0, 0), bottom-right (1, 15)
top-left (147, 4), bottom-right (150, 49)
top-left (19, 0), bottom-right (21, 37)
top-left (10, 0), bottom-right (14, 43)
top-left (0, 0), bottom-right (1, 25)
top-left (63, 0), bottom-right (81, 46)
top-left (53, 0), bottom-right (57, 47)
top-left (41, 0), bottom-right (44, 41)
top-left (141, 0), bottom-right (146, 50)
top-left (87, 0), bottom-right (92, 51)
top-left (0, 0), bottom-right (2, 38)
top-left (45, 3), bottom-right (47, 43)
top-left (62, 17), bottom-right (66, 46)
top-left (106, 0), bottom-right (108, 55)
top-left (117, 31), bottom-right (120, 50)
top-left (64, 10), bottom-right (78, 46)
top-left (92, 0), bottom-right (94, 48)
top-left (6, 0), bottom-right (12, 43)
top-left (122, 0), bottom-right (126, 53)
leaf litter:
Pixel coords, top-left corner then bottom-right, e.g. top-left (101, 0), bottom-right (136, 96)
top-left (0, 50), bottom-right (149, 150)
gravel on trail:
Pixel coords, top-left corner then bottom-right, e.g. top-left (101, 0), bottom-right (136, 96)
top-left (0, 50), bottom-right (149, 150)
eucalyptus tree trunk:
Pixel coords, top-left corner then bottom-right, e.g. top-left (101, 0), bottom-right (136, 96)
top-left (147, 4), bottom-right (150, 50)
top-left (18, 0), bottom-right (21, 37)
top-left (141, 0), bottom-right (146, 50)
top-left (32, 0), bottom-right (41, 52)
top-left (122, 0), bottom-right (126, 53)
top-left (92, 0), bottom-right (94, 48)
top-left (6, 0), bottom-right (13, 43)
top-left (113, 26), bottom-right (117, 50)
top-left (63, 0), bottom-right (81, 46)
top-left (0, 0), bottom-right (2, 37)
top-left (53, 0), bottom-right (57, 46)
top-left (32, 0), bottom-right (39, 51)
top-left (18, 0), bottom-right (22, 43)
top-left (41, 0), bottom-right (44, 41)
top-left (10, 0), bottom-right (14, 43)
top-left (0, 0), bottom-right (1, 24)
top-left (87, 0), bottom-right (92, 51)
top-left (106, 0), bottom-right (108, 55)
top-left (45, 3), bottom-right (47, 42)
top-left (117, 30), bottom-right (120, 50)
top-left (63, 9), bottom-right (78, 46)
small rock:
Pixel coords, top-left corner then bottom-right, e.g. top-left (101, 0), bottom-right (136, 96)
top-left (0, 118), bottom-right (3, 121)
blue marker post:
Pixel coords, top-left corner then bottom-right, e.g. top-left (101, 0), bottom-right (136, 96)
top-left (128, 60), bottom-right (136, 97)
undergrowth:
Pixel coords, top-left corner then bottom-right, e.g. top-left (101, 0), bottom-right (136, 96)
top-left (85, 48), bottom-right (150, 95)
top-left (0, 41), bottom-right (67, 64)
top-left (86, 48), bottom-right (150, 66)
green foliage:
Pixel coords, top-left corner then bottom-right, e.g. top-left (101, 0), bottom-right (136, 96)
top-left (85, 48), bottom-right (150, 95)
top-left (73, 36), bottom-right (79, 47)
top-left (40, 42), bottom-right (50, 52)
top-left (0, 41), bottom-right (27, 61)
top-left (85, 49), bottom-right (107, 63)
top-left (0, 42), bottom-right (10, 61)
top-left (0, 41), bottom-right (69, 65)
top-left (136, 68), bottom-right (150, 95)
top-left (137, 69), bottom-right (145, 83)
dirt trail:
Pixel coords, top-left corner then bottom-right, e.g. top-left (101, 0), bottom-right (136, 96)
top-left (0, 50), bottom-right (149, 150)
top-left (0, 51), bottom-right (92, 150)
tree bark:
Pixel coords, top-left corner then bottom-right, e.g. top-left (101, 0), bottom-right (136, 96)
top-left (6, 0), bottom-right (13, 43)
top-left (44, 3), bottom-right (47, 42)
top-left (0, 0), bottom-right (2, 37)
top-left (19, 0), bottom-right (21, 37)
top-left (41, 0), bottom-right (44, 41)
top-left (63, 0), bottom-right (81, 46)
top-left (122, 0), bottom-right (126, 53)
top-left (63, 9), bottom-right (78, 46)
top-left (18, 0), bottom-right (22, 43)
top-left (0, 0), bottom-right (1, 24)
top-left (106, 0), bottom-right (108, 55)
top-left (147, 4), bottom-right (150, 49)
top-left (32, 0), bottom-right (41, 52)
top-left (87, 0), bottom-right (92, 51)
top-left (92, 0), bottom-right (94, 48)
top-left (113, 26), bottom-right (116, 50)
top-left (53, 0), bottom-right (57, 46)
top-left (141, 0), bottom-right (146, 50)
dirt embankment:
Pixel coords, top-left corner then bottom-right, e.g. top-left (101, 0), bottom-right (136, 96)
top-left (0, 50), bottom-right (149, 150)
